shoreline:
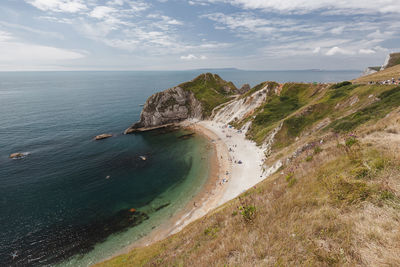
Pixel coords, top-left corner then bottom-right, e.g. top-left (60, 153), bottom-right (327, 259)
top-left (99, 119), bottom-right (266, 264)
top-left (113, 120), bottom-right (231, 255)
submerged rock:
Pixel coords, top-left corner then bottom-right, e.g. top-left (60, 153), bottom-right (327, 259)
top-left (155, 203), bottom-right (170, 211)
top-left (95, 134), bottom-right (113, 140)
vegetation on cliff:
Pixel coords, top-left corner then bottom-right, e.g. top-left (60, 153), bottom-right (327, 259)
top-left (97, 108), bottom-right (400, 266)
top-left (179, 73), bottom-right (237, 117)
top-left (103, 72), bottom-right (400, 266)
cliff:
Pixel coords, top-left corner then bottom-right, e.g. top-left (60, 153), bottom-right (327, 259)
top-left (100, 74), bottom-right (400, 267)
top-left (125, 73), bottom-right (237, 133)
top-left (381, 52), bottom-right (400, 70)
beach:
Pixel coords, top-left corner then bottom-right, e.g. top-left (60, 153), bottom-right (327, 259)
top-left (123, 119), bottom-right (266, 250)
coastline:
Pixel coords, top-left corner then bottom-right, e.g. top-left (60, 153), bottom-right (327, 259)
top-left (102, 119), bottom-right (266, 263)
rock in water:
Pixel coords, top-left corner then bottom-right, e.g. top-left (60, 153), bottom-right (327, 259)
top-left (9, 152), bottom-right (26, 159)
top-left (95, 134), bottom-right (113, 140)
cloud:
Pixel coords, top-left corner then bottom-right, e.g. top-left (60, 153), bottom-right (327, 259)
top-left (26, 0), bottom-right (87, 13)
top-left (196, 0), bottom-right (400, 14)
top-left (359, 48), bottom-right (376, 54)
top-left (313, 47), bottom-right (321, 54)
top-left (0, 21), bottom-right (64, 39)
top-left (180, 54), bottom-right (207, 60)
top-left (326, 46), bottom-right (355, 56)
top-left (0, 30), bottom-right (13, 42)
top-left (331, 26), bottom-right (345, 35)
top-left (89, 6), bottom-right (116, 19)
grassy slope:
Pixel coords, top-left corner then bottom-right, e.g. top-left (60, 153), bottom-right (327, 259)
top-left (179, 73), bottom-right (237, 118)
top-left (96, 83), bottom-right (400, 267)
top-left (354, 64), bottom-right (400, 84)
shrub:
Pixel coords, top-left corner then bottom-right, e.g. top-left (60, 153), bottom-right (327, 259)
top-left (204, 226), bottom-right (220, 238)
top-left (352, 166), bottom-right (370, 179)
top-left (314, 146), bottom-right (322, 154)
top-left (331, 81), bottom-right (352, 89)
top-left (345, 136), bottom-right (358, 148)
top-left (380, 190), bottom-right (395, 200)
top-left (305, 155), bottom-right (313, 162)
top-left (239, 205), bottom-right (257, 222)
top-left (285, 173), bottom-right (297, 187)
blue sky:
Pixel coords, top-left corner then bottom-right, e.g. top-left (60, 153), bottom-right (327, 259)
top-left (0, 0), bottom-right (399, 71)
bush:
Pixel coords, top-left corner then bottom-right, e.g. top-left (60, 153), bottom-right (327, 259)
top-left (331, 81), bottom-right (352, 89)
top-left (345, 136), bottom-right (358, 148)
top-left (314, 146), bottom-right (322, 154)
top-left (239, 205), bottom-right (257, 222)
top-left (305, 155), bottom-right (313, 162)
top-left (285, 173), bottom-right (297, 187)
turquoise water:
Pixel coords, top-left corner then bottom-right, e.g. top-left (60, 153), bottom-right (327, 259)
top-left (0, 70), bottom-right (361, 266)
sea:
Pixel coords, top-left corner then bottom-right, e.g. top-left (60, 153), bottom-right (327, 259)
top-left (0, 69), bottom-right (361, 266)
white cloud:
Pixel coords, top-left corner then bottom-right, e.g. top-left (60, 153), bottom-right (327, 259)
top-left (0, 21), bottom-right (64, 39)
top-left (331, 26), bottom-right (345, 35)
top-left (0, 42), bottom-right (86, 62)
top-left (180, 54), bottom-right (207, 60)
top-left (0, 30), bottom-right (13, 42)
top-left (89, 6), bottom-right (116, 19)
top-left (0, 29), bottom-right (86, 63)
top-left (197, 0), bottom-right (400, 14)
top-left (313, 47), bottom-right (321, 54)
top-left (26, 0), bottom-right (87, 13)
top-left (359, 48), bottom-right (376, 54)
top-left (326, 46), bottom-right (355, 56)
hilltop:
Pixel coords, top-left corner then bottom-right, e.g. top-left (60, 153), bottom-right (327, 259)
top-left (101, 75), bottom-right (400, 266)
top-left (124, 73), bottom-right (237, 133)
top-left (354, 64), bottom-right (400, 84)
top-left (362, 52), bottom-right (400, 77)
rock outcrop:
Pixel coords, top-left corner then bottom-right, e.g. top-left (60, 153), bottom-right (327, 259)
top-left (10, 152), bottom-right (28, 159)
top-left (125, 73), bottom-right (237, 133)
top-left (362, 67), bottom-right (380, 76)
top-left (381, 52), bottom-right (400, 70)
top-left (125, 86), bottom-right (202, 133)
top-left (95, 134), bottom-right (113, 140)
top-left (238, 84), bottom-right (251, 94)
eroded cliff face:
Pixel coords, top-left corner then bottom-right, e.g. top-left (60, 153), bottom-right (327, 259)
top-left (125, 86), bottom-right (202, 133)
top-left (212, 82), bottom-right (281, 133)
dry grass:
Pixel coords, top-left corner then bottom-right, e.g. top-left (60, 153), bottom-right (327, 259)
top-left (354, 65), bottom-right (400, 84)
top-left (96, 115), bottom-right (400, 266)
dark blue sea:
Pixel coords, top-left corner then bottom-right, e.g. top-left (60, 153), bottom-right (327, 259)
top-left (0, 70), bottom-right (361, 266)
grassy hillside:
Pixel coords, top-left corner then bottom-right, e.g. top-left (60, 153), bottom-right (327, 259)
top-left (354, 64), bottom-right (400, 84)
top-left (97, 82), bottom-right (400, 267)
top-left (179, 73), bottom-right (237, 117)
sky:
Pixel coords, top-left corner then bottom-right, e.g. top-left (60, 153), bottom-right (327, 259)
top-left (0, 0), bottom-right (399, 71)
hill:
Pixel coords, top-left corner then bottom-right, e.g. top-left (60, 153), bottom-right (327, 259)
top-left (100, 77), bottom-right (400, 266)
top-left (382, 52), bottom-right (400, 69)
top-left (124, 73), bottom-right (236, 133)
top-left (354, 64), bottom-right (400, 84)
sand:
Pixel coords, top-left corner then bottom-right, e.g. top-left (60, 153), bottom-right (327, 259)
top-left (126, 119), bottom-right (266, 249)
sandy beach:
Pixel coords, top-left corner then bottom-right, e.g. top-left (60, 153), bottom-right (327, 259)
top-left (123, 119), bottom-right (266, 251)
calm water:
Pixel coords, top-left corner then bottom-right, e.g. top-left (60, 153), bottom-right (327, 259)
top-left (0, 70), bottom-right (361, 266)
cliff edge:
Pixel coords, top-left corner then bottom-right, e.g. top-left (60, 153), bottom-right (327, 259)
top-left (125, 73), bottom-right (237, 133)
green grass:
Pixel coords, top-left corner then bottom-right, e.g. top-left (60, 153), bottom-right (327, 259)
top-left (330, 87), bottom-right (400, 132)
top-left (179, 73), bottom-right (237, 118)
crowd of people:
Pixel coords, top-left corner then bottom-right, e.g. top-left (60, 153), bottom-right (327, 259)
top-left (368, 77), bottom-right (400, 85)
